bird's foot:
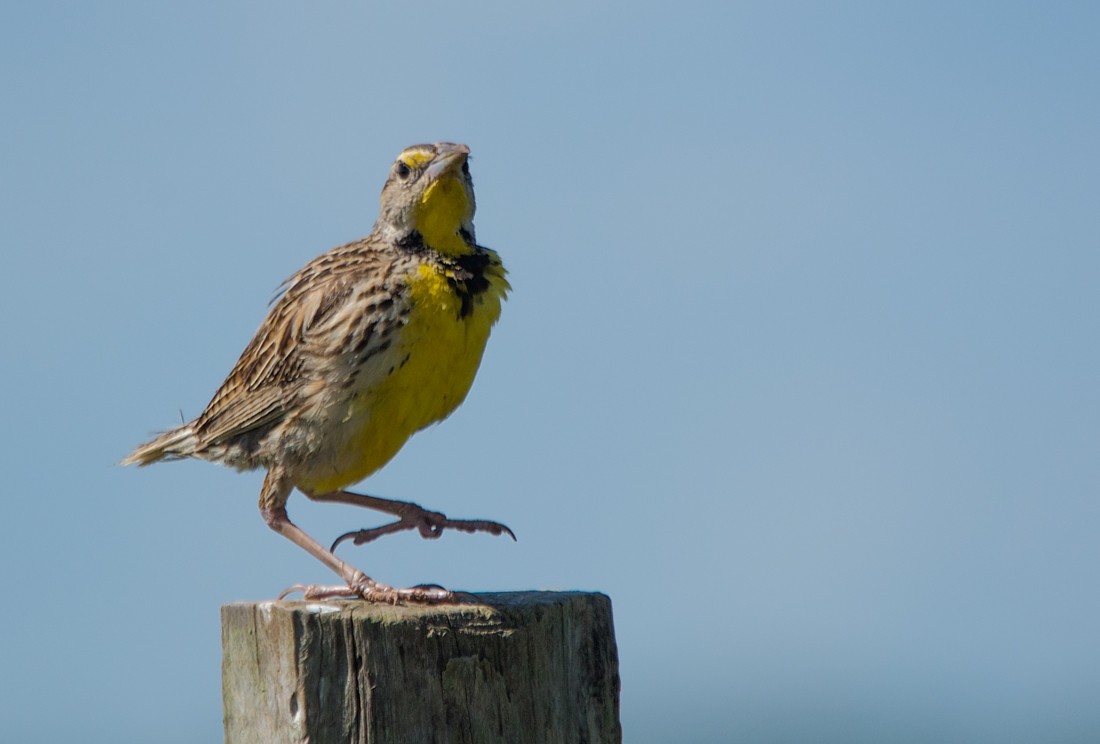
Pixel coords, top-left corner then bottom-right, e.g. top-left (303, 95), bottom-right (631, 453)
top-left (330, 503), bottom-right (515, 551)
top-left (279, 576), bottom-right (467, 604)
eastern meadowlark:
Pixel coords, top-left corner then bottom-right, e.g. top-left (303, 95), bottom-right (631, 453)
top-left (123, 142), bottom-right (512, 602)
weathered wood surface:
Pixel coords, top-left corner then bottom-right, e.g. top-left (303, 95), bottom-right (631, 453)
top-left (222, 591), bottom-right (621, 744)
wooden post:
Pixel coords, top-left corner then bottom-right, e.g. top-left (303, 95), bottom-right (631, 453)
top-left (222, 591), bottom-right (621, 744)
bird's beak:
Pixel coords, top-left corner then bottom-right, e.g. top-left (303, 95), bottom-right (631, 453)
top-left (425, 142), bottom-right (470, 182)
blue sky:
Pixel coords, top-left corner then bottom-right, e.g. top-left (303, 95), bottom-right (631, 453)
top-left (2, 2), bottom-right (1099, 742)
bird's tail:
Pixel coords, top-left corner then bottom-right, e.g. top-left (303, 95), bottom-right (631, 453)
top-left (121, 425), bottom-right (200, 467)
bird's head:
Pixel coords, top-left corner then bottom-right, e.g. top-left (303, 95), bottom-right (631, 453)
top-left (377, 142), bottom-right (476, 255)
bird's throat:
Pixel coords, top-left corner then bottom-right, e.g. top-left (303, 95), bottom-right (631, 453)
top-left (414, 176), bottom-right (472, 256)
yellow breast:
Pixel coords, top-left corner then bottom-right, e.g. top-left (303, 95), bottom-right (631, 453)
top-left (299, 257), bottom-right (507, 493)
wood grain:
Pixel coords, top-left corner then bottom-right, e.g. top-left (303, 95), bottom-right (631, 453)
top-left (222, 591), bottom-right (621, 744)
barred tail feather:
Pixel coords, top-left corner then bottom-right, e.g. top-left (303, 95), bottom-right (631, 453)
top-left (121, 426), bottom-right (200, 466)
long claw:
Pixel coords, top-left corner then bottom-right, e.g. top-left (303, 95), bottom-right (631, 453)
top-left (330, 519), bottom-right (408, 552)
top-left (278, 579), bottom-right (465, 604)
top-left (279, 583), bottom-right (361, 600)
top-left (330, 506), bottom-right (516, 552)
top-left (420, 517), bottom-right (515, 541)
top-left (330, 532), bottom-right (355, 553)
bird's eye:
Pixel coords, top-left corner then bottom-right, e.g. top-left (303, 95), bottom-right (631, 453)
top-left (461, 160), bottom-right (471, 178)
top-left (395, 161), bottom-right (411, 179)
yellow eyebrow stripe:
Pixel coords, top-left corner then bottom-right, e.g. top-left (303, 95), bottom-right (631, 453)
top-left (400, 150), bottom-right (434, 169)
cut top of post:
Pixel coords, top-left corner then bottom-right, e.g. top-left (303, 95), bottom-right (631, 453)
top-left (222, 591), bottom-right (622, 744)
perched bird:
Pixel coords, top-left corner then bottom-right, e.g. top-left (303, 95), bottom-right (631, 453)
top-left (123, 142), bottom-right (513, 602)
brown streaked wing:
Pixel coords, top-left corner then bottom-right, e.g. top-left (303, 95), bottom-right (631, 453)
top-left (193, 240), bottom-right (388, 446)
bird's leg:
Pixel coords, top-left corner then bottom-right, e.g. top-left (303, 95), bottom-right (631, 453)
top-left (262, 505), bottom-right (456, 603)
top-left (260, 473), bottom-right (457, 603)
top-left (303, 489), bottom-right (515, 551)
